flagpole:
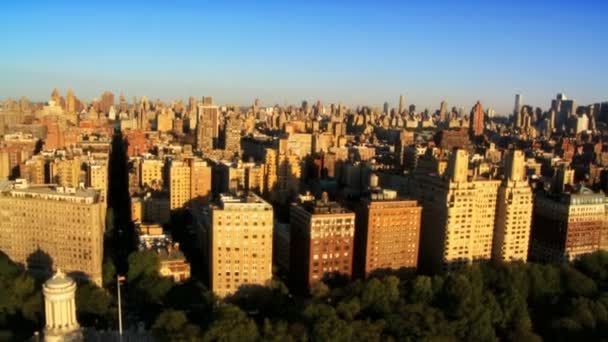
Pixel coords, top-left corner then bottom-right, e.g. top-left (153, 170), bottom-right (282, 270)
top-left (117, 275), bottom-right (123, 340)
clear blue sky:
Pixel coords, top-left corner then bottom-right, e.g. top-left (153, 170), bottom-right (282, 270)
top-left (1, 0), bottom-right (606, 114)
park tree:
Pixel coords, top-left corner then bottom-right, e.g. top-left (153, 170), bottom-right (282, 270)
top-left (102, 258), bottom-right (116, 289)
top-left (152, 309), bottom-right (200, 341)
top-left (203, 304), bottom-right (259, 342)
top-left (76, 282), bottom-right (114, 328)
top-left (262, 319), bottom-right (295, 342)
top-left (127, 250), bottom-right (160, 282)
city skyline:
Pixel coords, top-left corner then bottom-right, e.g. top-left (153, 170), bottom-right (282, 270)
top-left (1, 1), bottom-right (607, 113)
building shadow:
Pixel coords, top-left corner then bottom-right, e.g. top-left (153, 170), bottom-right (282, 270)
top-left (26, 248), bottom-right (53, 279)
top-left (225, 283), bottom-right (293, 321)
top-left (67, 270), bottom-right (91, 284)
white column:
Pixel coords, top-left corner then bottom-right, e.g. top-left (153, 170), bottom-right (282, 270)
top-left (61, 299), bottom-right (67, 328)
top-left (66, 300), bottom-right (71, 327)
top-left (69, 300), bottom-right (74, 326)
top-left (45, 301), bottom-right (52, 328)
top-left (70, 300), bottom-right (76, 326)
top-left (51, 302), bottom-right (57, 328)
top-left (59, 300), bottom-right (65, 328)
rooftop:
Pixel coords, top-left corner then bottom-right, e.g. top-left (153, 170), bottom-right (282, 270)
top-left (0, 179), bottom-right (100, 203)
top-left (297, 192), bottom-right (351, 215)
top-left (220, 192), bottom-right (266, 204)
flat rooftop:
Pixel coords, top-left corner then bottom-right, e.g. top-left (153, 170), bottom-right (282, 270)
top-left (0, 180), bottom-right (100, 203)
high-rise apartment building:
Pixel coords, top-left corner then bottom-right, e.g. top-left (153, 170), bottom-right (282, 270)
top-left (264, 139), bottom-right (301, 204)
top-left (86, 158), bottom-right (108, 203)
top-left (354, 186), bottom-right (421, 278)
top-left (0, 150), bottom-right (9, 179)
top-left (412, 149), bottom-right (500, 273)
top-left (169, 158), bottom-right (212, 210)
top-left (140, 158), bottom-right (165, 189)
top-left (223, 112), bottom-right (242, 154)
top-left (19, 155), bottom-right (46, 184)
top-left (530, 187), bottom-right (605, 262)
top-left (290, 193), bottom-right (355, 292)
top-left (196, 98), bottom-right (219, 152)
top-left (156, 110), bottom-right (173, 132)
top-left (287, 133), bottom-right (313, 158)
top-left (50, 157), bottom-right (83, 188)
top-left (0, 180), bottom-right (105, 285)
top-left (214, 160), bottom-right (265, 195)
top-left (208, 193), bottom-right (273, 297)
top-left (493, 150), bottom-right (533, 262)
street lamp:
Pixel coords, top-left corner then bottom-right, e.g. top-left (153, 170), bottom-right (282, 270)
top-left (117, 275), bottom-right (126, 340)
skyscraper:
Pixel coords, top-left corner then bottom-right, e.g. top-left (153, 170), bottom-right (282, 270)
top-left (208, 193), bottom-right (273, 297)
top-left (66, 88), bottom-right (76, 113)
top-left (513, 94), bottom-right (522, 127)
top-left (99, 91), bottom-right (114, 114)
top-left (493, 150), bottom-right (533, 262)
top-left (469, 101), bottom-right (485, 137)
top-left (552, 93), bottom-right (576, 130)
top-left (398, 95), bottom-right (405, 114)
top-left (439, 100), bottom-right (448, 123)
top-left (51, 88), bottom-right (61, 105)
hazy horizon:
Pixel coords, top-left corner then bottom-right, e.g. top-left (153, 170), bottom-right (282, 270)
top-left (1, 0), bottom-right (607, 114)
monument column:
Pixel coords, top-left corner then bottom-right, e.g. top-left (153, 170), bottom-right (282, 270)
top-left (42, 270), bottom-right (83, 342)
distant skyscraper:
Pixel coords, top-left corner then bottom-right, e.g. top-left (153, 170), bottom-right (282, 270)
top-left (66, 88), bottom-right (76, 113)
top-left (439, 100), bottom-right (448, 122)
top-left (398, 95), bottom-right (405, 114)
top-left (487, 108), bottom-right (495, 119)
top-left (187, 96), bottom-right (197, 114)
top-left (99, 91), bottom-right (114, 114)
top-left (469, 101), bottom-right (485, 137)
top-left (514, 94), bottom-right (522, 116)
top-left (202, 96), bottom-right (213, 106)
top-left (383, 102), bottom-right (389, 115)
top-left (51, 88), bottom-right (61, 105)
top-left (552, 93), bottom-right (575, 130)
top-left (118, 93), bottom-right (128, 113)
